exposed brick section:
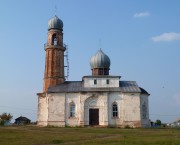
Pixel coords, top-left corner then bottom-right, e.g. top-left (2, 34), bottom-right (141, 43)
top-left (43, 29), bottom-right (65, 92)
top-left (92, 68), bottom-right (109, 76)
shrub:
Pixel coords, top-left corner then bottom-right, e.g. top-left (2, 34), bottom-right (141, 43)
top-left (0, 113), bottom-right (13, 126)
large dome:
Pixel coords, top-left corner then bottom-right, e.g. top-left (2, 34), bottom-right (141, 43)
top-left (48, 15), bottom-right (63, 31)
top-left (90, 49), bottom-right (111, 69)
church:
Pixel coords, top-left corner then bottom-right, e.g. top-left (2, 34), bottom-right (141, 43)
top-left (37, 15), bottom-right (150, 128)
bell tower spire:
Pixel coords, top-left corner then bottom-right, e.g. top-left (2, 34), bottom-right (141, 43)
top-left (43, 15), bottom-right (65, 92)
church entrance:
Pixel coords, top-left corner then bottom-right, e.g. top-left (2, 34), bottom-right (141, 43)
top-left (89, 109), bottom-right (99, 125)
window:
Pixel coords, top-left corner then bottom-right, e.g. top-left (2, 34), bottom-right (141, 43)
top-left (142, 103), bottom-right (147, 119)
top-left (53, 38), bottom-right (57, 45)
top-left (99, 69), bottom-right (103, 75)
top-left (52, 34), bottom-right (57, 45)
top-left (112, 103), bottom-right (118, 117)
top-left (70, 103), bottom-right (75, 117)
top-left (94, 79), bottom-right (97, 85)
top-left (106, 79), bottom-right (109, 84)
top-left (104, 69), bottom-right (109, 75)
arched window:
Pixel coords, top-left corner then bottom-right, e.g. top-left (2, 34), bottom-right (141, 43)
top-left (142, 103), bottom-right (147, 119)
top-left (54, 38), bottom-right (57, 45)
top-left (112, 103), bottom-right (118, 117)
top-left (52, 34), bottom-right (57, 45)
top-left (70, 103), bottom-right (75, 117)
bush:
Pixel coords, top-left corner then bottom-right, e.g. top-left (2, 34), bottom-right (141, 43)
top-left (0, 113), bottom-right (13, 126)
top-left (0, 120), bottom-right (5, 126)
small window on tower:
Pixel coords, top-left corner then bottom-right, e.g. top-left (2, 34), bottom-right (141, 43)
top-left (106, 79), bottom-right (109, 84)
top-left (94, 79), bottom-right (97, 85)
top-left (104, 69), bottom-right (108, 75)
top-left (99, 69), bottom-right (103, 75)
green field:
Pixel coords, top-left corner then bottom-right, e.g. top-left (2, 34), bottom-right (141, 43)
top-left (0, 126), bottom-right (180, 145)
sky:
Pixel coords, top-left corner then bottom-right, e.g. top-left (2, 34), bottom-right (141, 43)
top-left (0, 0), bottom-right (180, 123)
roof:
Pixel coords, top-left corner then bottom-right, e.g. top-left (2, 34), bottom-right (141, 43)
top-left (90, 49), bottom-right (110, 69)
top-left (15, 116), bottom-right (31, 121)
top-left (83, 75), bottom-right (121, 79)
top-left (139, 87), bottom-right (150, 95)
top-left (48, 15), bottom-right (63, 31)
top-left (47, 81), bottom-right (146, 93)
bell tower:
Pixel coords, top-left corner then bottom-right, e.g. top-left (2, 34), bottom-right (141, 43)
top-left (43, 15), bottom-right (65, 92)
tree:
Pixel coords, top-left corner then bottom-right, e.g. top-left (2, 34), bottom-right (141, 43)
top-left (155, 119), bottom-right (161, 126)
top-left (0, 113), bottom-right (13, 125)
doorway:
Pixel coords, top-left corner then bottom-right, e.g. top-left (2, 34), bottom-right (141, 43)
top-left (89, 109), bottom-right (99, 125)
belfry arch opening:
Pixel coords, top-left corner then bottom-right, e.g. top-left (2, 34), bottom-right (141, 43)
top-left (52, 34), bottom-right (57, 45)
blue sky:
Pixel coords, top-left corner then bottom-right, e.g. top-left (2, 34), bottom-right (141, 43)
top-left (0, 0), bottom-right (180, 123)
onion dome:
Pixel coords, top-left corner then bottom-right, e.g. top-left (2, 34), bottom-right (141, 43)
top-left (90, 49), bottom-right (111, 69)
top-left (48, 15), bottom-right (63, 31)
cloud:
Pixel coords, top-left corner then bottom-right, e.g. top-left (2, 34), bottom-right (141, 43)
top-left (133, 12), bottom-right (150, 18)
top-left (152, 32), bottom-right (180, 42)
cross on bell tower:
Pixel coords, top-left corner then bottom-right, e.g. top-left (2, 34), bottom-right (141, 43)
top-left (43, 15), bottom-right (65, 92)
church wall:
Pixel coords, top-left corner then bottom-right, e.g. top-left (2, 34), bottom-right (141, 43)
top-left (81, 92), bottom-right (109, 126)
top-left (65, 93), bottom-right (80, 126)
top-left (140, 94), bottom-right (150, 127)
top-left (101, 93), bottom-right (109, 126)
top-left (47, 93), bottom-right (65, 126)
top-left (83, 77), bottom-right (119, 88)
top-left (108, 92), bottom-right (123, 126)
top-left (79, 93), bottom-right (90, 126)
top-left (107, 92), bottom-right (142, 127)
top-left (39, 92), bottom-right (147, 128)
top-left (95, 93), bottom-right (108, 126)
top-left (37, 93), bottom-right (48, 126)
top-left (122, 93), bottom-right (141, 127)
top-left (56, 92), bottom-right (109, 127)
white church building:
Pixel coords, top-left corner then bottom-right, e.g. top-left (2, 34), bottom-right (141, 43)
top-left (37, 15), bottom-right (150, 128)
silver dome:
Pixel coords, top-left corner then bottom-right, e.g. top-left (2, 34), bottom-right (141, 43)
top-left (90, 49), bottom-right (111, 69)
top-left (48, 15), bottom-right (63, 31)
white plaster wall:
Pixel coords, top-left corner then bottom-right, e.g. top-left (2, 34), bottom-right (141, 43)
top-left (108, 92), bottom-right (123, 126)
top-left (108, 92), bottom-right (142, 127)
top-left (82, 92), bottom-right (108, 126)
top-left (47, 93), bottom-right (65, 126)
top-left (122, 93), bottom-right (141, 122)
top-left (37, 93), bottom-right (48, 126)
top-left (38, 91), bottom-right (146, 128)
top-left (83, 77), bottom-right (119, 88)
top-left (47, 92), bottom-right (109, 126)
top-left (65, 93), bottom-right (80, 126)
top-left (79, 93), bottom-right (90, 126)
top-left (140, 94), bottom-right (150, 127)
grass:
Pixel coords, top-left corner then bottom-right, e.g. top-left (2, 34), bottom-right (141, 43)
top-left (0, 126), bottom-right (180, 145)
